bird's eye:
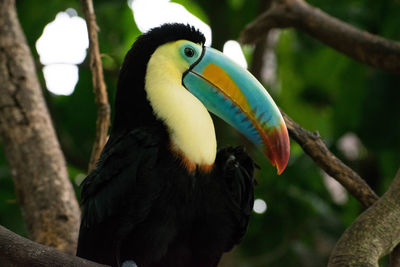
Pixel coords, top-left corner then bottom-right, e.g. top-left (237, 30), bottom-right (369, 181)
top-left (184, 47), bottom-right (195, 58)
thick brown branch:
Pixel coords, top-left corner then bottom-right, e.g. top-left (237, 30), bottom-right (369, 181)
top-left (240, 0), bottom-right (400, 73)
top-left (328, 169), bottom-right (400, 266)
top-left (0, 0), bottom-right (80, 253)
top-left (0, 225), bottom-right (108, 267)
top-left (81, 0), bottom-right (111, 172)
top-left (281, 112), bottom-right (379, 208)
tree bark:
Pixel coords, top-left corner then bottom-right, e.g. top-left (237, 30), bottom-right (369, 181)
top-left (81, 0), bottom-right (111, 173)
top-left (240, 0), bottom-right (400, 73)
top-left (0, 225), bottom-right (107, 267)
top-left (281, 111), bottom-right (378, 208)
top-left (0, 0), bottom-right (80, 254)
top-left (328, 169), bottom-right (400, 266)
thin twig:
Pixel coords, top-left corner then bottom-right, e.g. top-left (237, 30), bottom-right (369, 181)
top-left (81, 0), bottom-right (111, 172)
top-left (281, 111), bottom-right (379, 208)
top-left (240, 0), bottom-right (400, 73)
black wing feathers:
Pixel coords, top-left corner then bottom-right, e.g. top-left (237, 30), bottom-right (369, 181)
top-left (80, 129), bottom-right (159, 227)
top-left (77, 128), bottom-right (161, 264)
top-left (216, 146), bottom-right (256, 250)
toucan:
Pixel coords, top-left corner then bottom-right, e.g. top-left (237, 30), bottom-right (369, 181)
top-left (76, 23), bottom-right (289, 267)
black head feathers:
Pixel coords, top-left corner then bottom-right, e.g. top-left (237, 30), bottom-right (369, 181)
top-left (135, 23), bottom-right (206, 49)
top-left (112, 24), bottom-right (206, 134)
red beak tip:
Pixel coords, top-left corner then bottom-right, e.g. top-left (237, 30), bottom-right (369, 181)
top-left (266, 130), bottom-right (290, 175)
top-left (277, 167), bottom-right (282, 175)
top-left (266, 154), bottom-right (288, 175)
top-left (276, 163), bottom-right (286, 175)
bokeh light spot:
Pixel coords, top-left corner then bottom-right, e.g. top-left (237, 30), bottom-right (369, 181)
top-left (36, 9), bottom-right (88, 96)
top-left (128, 0), bottom-right (212, 46)
top-left (253, 198), bottom-right (267, 214)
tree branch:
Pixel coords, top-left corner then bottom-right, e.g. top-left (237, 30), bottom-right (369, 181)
top-left (328, 169), bottom-right (400, 267)
top-left (0, 0), bottom-right (80, 253)
top-left (281, 111), bottom-right (379, 208)
top-left (81, 0), bottom-right (111, 173)
top-left (282, 111), bottom-right (400, 264)
top-left (240, 0), bottom-right (400, 73)
top-left (242, 0), bottom-right (400, 263)
top-left (0, 225), bottom-right (108, 267)
top-left (246, 10), bottom-right (379, 207)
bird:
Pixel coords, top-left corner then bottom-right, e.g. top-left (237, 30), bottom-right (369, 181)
top-left (76, 23), bottom-right (289, 267)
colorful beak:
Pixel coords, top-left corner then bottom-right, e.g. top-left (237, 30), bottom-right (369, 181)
top-left (182, 46), bottom-right (290, 174)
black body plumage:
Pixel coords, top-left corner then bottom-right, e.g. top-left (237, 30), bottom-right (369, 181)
top-left (77, 24), bottom-right (256, 267)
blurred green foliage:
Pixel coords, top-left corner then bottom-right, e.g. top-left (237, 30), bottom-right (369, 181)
top-left (0, 0), bottom-right (399, 266)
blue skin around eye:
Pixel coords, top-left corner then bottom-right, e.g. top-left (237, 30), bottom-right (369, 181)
top-left (180, 43), bottom-right (201, 65)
